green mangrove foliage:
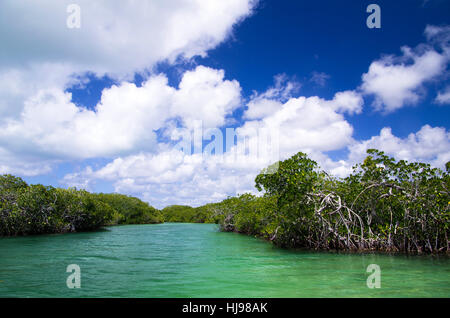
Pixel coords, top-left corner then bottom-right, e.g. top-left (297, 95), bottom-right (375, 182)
top-left (214, 150), bottom-right (449, 254)
top-left (162, 204), bottom-right (218, 223)
top-left (0, 175), bottom-right (162, 236)
top-left (95, 193), bottom-right (163, 225)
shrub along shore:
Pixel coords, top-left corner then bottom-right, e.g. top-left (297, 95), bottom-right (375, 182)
top-left (0, 175), bottom-right (163, 236)
top-left (1, 149), bottom-right (449, 254)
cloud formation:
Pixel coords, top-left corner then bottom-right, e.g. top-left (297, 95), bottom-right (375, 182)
top-left (361, 25), bottom-right (450, 112)
top-left (0, 0), bottom-right (256, 76)
top-left (435, 86), bottom-right (450, 104)
top-left (310, 71), bottom-right (330, 87)
top-left (348, 125), bottom-right (450, 168)
top-left (0, 66), bottom-right (241, 161)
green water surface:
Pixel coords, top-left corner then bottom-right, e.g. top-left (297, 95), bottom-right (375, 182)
top-left (0, 223), bottom-right (449, 297)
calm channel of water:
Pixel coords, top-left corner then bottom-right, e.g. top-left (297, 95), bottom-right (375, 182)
top-left (0, 223), bottom-right (448, 297)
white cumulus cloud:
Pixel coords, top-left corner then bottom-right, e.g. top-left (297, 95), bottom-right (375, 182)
top-left (361, 25), bottom-right (450, 112)
top-left (0, 0), bottom-right (256, 77)
top-left (435, 86), bottom-right (450, 104)
top-left (0, 66), bottom-right (242, 161)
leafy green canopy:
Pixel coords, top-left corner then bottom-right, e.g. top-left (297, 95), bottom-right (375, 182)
top-left (95, 193), bottom-right (163, 225)
top-left (161, 204), bottom-right (218, 223)
top-left (0, 176), bottom-right (162, 236)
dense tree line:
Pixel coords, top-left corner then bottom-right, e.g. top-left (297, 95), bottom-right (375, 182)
top-left (96, 193), bottom-right (163, 225)
top-left (209, 150), bottom-right (449, 254)
top-left (0, 175), bottom-right (162, 236)
top-left (161, 204), bottom-right (218, 223)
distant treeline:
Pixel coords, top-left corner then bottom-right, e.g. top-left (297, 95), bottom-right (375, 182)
top-left (161, 204), bottom-right (220, 224)
top-left (0, 175), bottom-right (163, 236)
top-left (205, 149), bottom-right (449, 254)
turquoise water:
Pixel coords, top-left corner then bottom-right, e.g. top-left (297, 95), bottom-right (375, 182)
top-left (0, 223), bottom-right (449, 297)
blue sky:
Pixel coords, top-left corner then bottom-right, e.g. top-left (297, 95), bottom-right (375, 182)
top-left (201, 0), bottom-right (450, 139)
top-left (0, 0), bottom-right (449, 208)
